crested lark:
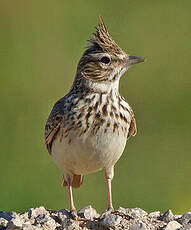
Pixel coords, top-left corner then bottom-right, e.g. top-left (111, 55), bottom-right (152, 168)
top-left (45, 17), bottom-right (144, 217)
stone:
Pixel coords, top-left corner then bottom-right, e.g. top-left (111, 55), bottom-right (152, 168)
top-left (57, 209), bottom-right (71, 222)
top-left (19, 212), bottom-right (30, 223)
top-left (62, 218), bottom-right (79, 230)
top-left (0, 206), bottom-right (191, 230)
top-left (100, 213), bottom-right (122, 228)
top-left (6, 213), bottom-right (24, 230)
top-left (149, 211), bottom-right (161, 218)
top-left (78, 205), bottom-right (100, 220)
top-left (0, 211), bottom-right (15, 221)
top-left (160, 210), bottom-right (174, 223)
top-left (129, 220), bottom-right (148, 230)
top-left (0, 217), bottom-right (8, 228)
top-left (125, 208), bottom-right (148, 218)
top-left (182, 211), bottom-right (191, 221)
top-left (174, 214), bottom-right (182, 220)
top-left (28, 206), bottom-right (49, 220)
top-left (178, 211), bottom-right (191, 228)
top-left (120, 218), bottom-right (129, 229)
top-left (117, 207), bottom-right (128, 215)
top-left (33, 214), bottom-right (58, 230)
top-left (44, 218), bottom-right (57, 229)
top-left (117, 207), bottom-right (148, 219)
top-left (164, 220), bottom-right (182, 230)
top-left (22, 224), bottom-right (41, 230)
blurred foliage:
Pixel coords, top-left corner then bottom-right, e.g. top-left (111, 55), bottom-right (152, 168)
top-left (0, 0), bottom-right (191, 214)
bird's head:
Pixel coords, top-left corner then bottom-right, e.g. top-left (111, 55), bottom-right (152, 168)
top-left (74, 17), bottom-right (144, 92)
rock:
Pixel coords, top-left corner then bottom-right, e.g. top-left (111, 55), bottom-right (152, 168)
top-left (28, 206), bottom-right (49, 220)
top-left (117, 207), bottom-right (128, 215)
top-left (149, 211), bottom-right (161, 218)
top-left (0, 212), bottom-right (14, 222)
top-left (160, 210), bottom-right (174, 223)
top-left (119, 218), bottom-right (130, 229)
top-left (117, 207), bottom-right (148, 218)
top-left (62, 218), bottom-right (79, 230)
top-left (6, 213), bottom-right (23, 230)
top-left (182, 211), bottom-right (191, 222)
top-left (34, 215), bottom-right (57, 229)
top-left (128, 208), bottom-right (147, 218)
top-left (178, 211), bottom-right (191, 228)
top-left (22, 225), bottom-right (40, 230)
top-left (58, 209), bottom-right (71, 222)
top-left (0, 206), bottom-right (191, 230)
top-left (100, 213), bottom-right (122, 228)
top-left (0, 217), bottom-right (8, 229)
top-left (19, 212), bottom-right (30, 224)
top-left (78, 205), bottom-right (100, 220)
top-left (174, 214), bottom-right (182, 220)
top-left (129, 220), bottom-right (148, 230)
top-left (163, 220), bottom-right (182, 230)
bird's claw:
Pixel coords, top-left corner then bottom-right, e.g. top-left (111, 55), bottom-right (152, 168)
top-left (70, 209), bottom-right (78, 220)
top-left (100, 207), bottom-right (114, 219)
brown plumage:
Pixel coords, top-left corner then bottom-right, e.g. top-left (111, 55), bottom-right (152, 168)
top-left (44, 16), bottom-right (145, 218)
top-left (87, 16), bottom-right (123, 55)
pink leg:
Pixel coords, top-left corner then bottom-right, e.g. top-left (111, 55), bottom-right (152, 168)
top-left (67, 182), bottom-right (78, 219)
top-left (62, 175), bottom-right (77, 219)
top-left (68, 183), bottom-right (76, 211)
top-left (106, 178), bottom-right (114, 210)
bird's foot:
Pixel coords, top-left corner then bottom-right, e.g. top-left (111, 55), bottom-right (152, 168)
top-left (69, 209), bottom-right (88, 221)
top-left (70, 209), bottom-right (78, 220)
top-left (100, 207), bottom-right (114, 219)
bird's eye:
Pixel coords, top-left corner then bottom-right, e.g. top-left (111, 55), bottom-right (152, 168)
top-left (100, 56), bottom-right (111, 64)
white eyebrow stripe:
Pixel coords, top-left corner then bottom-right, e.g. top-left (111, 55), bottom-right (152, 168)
top-left (116, 53), bottom-right (128, 59)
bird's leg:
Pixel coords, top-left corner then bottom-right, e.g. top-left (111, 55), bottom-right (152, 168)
top-left (106, 177), bottom-right (114, 211)
top-left (101, 167), bottom-right (114, 218)
top-left (63, 174), bottom-right (78, 219)
top-left (68, 183), bottom-right (76, 213)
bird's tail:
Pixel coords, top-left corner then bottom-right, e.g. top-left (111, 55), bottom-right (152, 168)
top-left (62, 174), bottom-right (84, 188)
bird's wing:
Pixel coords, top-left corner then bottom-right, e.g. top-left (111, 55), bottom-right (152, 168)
top-left (44, 115), bottom-right (62, 155)
top-left (45, 96), bottom-right (68, 154)
top-left (127, 109), bottom-right (137, 139)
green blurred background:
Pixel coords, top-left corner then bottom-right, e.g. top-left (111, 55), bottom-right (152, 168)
top-left (0, 0), bottom-right (191, 214)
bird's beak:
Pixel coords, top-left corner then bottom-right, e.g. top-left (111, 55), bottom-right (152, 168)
top-left (128, 56), bottom-right (145, 65)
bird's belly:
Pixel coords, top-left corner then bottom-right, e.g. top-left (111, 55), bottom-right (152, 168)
top-left (51, 127), bottom-right (127, 175)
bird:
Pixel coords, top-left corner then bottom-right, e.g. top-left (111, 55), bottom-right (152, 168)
top-left (44, 16), bottom-right (145, 218)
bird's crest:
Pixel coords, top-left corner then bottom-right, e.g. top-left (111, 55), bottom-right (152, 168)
top-left (85, 16), bottom-right (124, 55)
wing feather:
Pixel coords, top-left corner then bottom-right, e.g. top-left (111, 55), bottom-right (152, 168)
top-left (45, 121), bottom-right (61, 154)
top-left (127, 109), bottom-right (137, 140)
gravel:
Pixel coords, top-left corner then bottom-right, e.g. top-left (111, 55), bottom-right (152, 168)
top-left (0, 206), bottom-right (191, 230)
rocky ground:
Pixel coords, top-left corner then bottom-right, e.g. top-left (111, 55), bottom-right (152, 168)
top-left (0, 206), bottom-right (191, 230)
